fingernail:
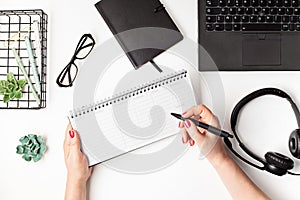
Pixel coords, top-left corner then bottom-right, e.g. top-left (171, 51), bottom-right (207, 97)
top-left (190, 140), bottom-right (195, 146)
top-left (178, 121), bottom-right (181, 128)
top-left (184, 120), bottom-right (191, 128)
top-left (69, 130), bottom-right (75, 138)
top-left (182, 137), bottom-right (184, 144)
top-left (182, 112), bottom-right (187, 116)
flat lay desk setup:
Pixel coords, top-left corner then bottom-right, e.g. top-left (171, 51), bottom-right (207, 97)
top-left (1, 0), bottom-right (300, 200)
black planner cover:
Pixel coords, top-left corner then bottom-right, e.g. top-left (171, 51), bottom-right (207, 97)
top-left (95, 0), bottom-right (183, 69)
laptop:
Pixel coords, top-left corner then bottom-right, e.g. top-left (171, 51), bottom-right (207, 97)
top-left (199, 0), bottom-right (300, 71)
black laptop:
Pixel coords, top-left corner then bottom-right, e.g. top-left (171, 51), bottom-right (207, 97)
top-left (199, 0), bottom-right (300, 71)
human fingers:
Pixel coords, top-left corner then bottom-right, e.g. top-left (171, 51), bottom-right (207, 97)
top-left (182, 127), bottom-right (191, 144)
top-left (64, 123), bottom-right (73, 157)
top-left (188, 138), bottom-right (195, 146)
top-left (64, 128), bottom-right (82, 163)
top-left (182, 128), bottom-right (194, 146)
top-left (183, 104), bottom-right (214, 124)
top-left (89, 166), bottom-right (94, 174)
top-left (179, 120), bottom-right (193, 144)
top-left (184, 104), bottom-right (220, 130)
top-left (191, 115), bottom-right (206, 134)
top-left (64, 123), bottom-right (73, 143)
top-left (183, 119), bottom-right (205, 146)
top-left (179, 121), bottom-right (189, 144)
top-left (179, 120), bottom-right (184, 128)
top-left (67, 129), bottom-right (81, 150)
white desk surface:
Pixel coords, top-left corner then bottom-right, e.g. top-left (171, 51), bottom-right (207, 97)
top-left (1, 0), bottom-right (300, 199)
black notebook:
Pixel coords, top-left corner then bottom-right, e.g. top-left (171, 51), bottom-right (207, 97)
top-left (95, 0), bottom-right (183, 69)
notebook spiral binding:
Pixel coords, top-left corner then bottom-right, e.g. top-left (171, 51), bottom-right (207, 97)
top-left (70, 70), bottom-right (187, 119)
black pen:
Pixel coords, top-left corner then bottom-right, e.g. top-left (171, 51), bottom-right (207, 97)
top-left (171, 113), bottom-right (233, 138)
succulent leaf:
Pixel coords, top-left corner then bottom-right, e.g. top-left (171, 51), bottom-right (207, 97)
top-left (16, 134), bottom-right (46, 162)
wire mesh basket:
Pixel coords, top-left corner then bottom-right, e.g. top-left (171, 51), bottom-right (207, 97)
top-left (0, 9), bottom-right (47, 109)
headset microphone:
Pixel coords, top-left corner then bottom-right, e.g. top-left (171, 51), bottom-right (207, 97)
top-left (224, 88), bottom-right (300, 176)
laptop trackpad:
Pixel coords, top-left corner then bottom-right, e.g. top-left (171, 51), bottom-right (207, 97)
top-left (242, 34), bottom-right (281, 66)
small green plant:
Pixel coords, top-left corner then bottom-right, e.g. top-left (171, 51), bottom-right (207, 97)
top-left (0, 73), bottom-right (26, 103)
top-left (16, 134), bottom-right (47, 162)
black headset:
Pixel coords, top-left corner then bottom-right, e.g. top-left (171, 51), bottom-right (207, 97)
top-left (224, 88), bottom-right (300, 176)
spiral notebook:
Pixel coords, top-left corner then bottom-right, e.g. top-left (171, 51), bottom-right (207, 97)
top-left (68, 70), bottom-right (196, 166)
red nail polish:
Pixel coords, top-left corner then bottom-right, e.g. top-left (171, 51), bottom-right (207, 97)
top-left (69, 130), bottom-right (75, 138)
top-left (190, 140), bottom-right (195, 146)
top-left (184, 120), bottom-right (191, 128)
top-left (178, 121), bottom-right (181, 128)
top-left (182, 112), bottom-right (187, 115)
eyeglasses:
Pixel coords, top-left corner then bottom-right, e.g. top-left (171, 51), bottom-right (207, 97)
top-left (56, 34), bottom-right (96, 87)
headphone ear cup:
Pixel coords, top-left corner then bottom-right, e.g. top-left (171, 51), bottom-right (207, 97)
top-left (289, 129), bottom-right (300, 159)
top-left (265, 152), bottom-right (294, 170)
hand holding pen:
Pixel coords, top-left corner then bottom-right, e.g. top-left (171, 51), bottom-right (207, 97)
top-left (171, 112), bottom-right (233, 138)
top-left (175, 104), bottom-right (232, 162)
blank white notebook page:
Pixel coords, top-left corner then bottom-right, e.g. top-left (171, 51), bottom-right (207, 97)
top-left (70, 71), bottom-right (196, 166)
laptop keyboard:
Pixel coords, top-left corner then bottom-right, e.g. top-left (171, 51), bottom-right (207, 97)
top-left (206, 0), bottom-right (300, 31)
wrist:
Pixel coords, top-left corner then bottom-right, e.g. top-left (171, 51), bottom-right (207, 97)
top-left (207, 150), bottom-right (231, 169)
top-left (67, 175), bottom-right (87, 187)
top-left (65, 175), bottom-right (87, 200)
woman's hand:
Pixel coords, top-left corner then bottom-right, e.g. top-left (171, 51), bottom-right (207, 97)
top-left (64, 123), bottom-right (92, 183)
top-left (179, 105), bottom-right (269, 199)
top-left (64, 123), bottom-right (92, 200)
top-left (179, 104), bottom-right (229, 166)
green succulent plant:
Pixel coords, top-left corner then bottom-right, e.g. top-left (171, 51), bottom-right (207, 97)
top-left (0, 73), bottom-right (26, 103)
top-left (16, 134), bottom-right (47, 162)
